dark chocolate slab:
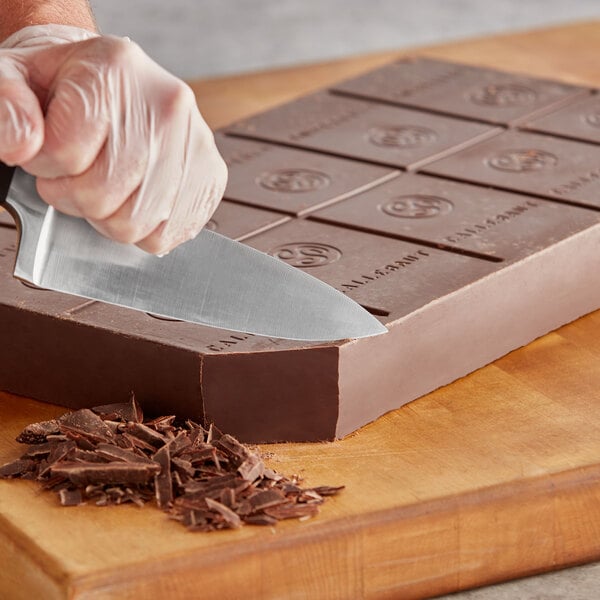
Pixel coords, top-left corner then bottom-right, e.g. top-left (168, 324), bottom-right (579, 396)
top-left (523, 93), bottom-right (600, 144)
top-left (216, 134), bottom-right (396, 216)
top-left (205, 199), bottom-right (290, 240)
top-left (227, 92), bottom-right (497, 169)
top-left (422, 130), bottom-right (600, 210)
top-left (332, 57), bottom-right (585, 125)
top-left (309, 174), bottom-right (600, 261)
top-left (243, 219), bottom-right (497, 320)
top-left (1, 57), bottom-right (600, 444)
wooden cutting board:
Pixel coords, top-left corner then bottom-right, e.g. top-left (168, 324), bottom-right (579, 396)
top-left (1, 20), bottom-right (600, 600)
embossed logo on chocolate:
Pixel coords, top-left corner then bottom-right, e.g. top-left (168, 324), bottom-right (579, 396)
top-left (380, 195), bottom-right (454, 219)
top-left (270, 243), bottom-right (342, 268)
top-left (257, 169), bottom-right (331, 193)
top-left (467, 84), bottom-right (537, 107)
top-left (367, 125), bottom-right (437, 148)
top-left (204, 219), bottom-right (218, 231)
top-left (584, 109), bottom-right (600, 128)
top-left (486, 149), bottom-right (558, 172)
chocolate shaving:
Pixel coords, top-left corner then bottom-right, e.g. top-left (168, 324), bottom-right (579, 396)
top-left (0, 402), bottom-right (344, 532)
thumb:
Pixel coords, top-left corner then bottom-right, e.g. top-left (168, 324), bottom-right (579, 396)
top-left (0, 58), bottom-right (44, 165)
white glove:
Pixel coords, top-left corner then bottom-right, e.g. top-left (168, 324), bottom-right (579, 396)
top-left (0, 25), bottom-right (227, 255)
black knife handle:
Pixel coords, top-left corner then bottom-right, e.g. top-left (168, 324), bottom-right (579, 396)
top-left (0, 161), bottom-right (15, 206)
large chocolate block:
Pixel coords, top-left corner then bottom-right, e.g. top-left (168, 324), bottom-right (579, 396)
top-left (423, 130), bottom-right (600, 210)
top-left (332, 57), bottom-right (585, 125)
top-left (522, 93), bottom-right (600, 145)
top-left (308, 173), bottom-right (599, 261)
top-left (1, 58), bottom-right (600, 443)
top-left (227, 92), bottom-right (497, 169)
top-left (216, 134), bottom-right (396, 216)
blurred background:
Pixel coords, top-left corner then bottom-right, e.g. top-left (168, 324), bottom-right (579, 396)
top-left (89, 0), bottom-right (600, 80)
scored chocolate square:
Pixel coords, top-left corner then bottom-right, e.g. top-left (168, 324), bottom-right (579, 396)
top-left (422, 130), bottom-right (600, 210)
top-left (216, 134), bottom-right (396, 216)
top-left (243, 219), bottom-right (497, 321)
top-left (309, 174), bottom-right (600, 261)
top-left (226, 92), bottom-right (497, 169)
top-left (205, 199), bottom-right (290, 240)
top-left (332, 57), bottom-right (586, 125)
top-left (522, 93), bottom-right (600, 145)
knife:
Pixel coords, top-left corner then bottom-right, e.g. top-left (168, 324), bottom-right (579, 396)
top-left (0, 163), bottom-right (387, 341)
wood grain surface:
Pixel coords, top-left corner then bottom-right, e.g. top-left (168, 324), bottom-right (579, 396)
top-left (1, 20), bottom-right (600, 600)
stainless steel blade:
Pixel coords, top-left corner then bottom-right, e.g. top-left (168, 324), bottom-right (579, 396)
top-left (2, 167), bottom-right (387, 341)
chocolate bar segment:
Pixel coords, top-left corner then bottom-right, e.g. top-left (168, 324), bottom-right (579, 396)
top-left (216, 134), bottom-right (396, 216)
top-left (522, 93), bottom-right (600, 145)
top-left (332, 57), bottom-right (586, 125)
top-left (227, 92), bottom-right (497, 169)
top-left (422, 130), bottom-right (600, 210)
top-left (309, 173), bottom-right (600, 261)
top-left (243, 219), bottom-right (498, 320)
top-left (205, 199), bottom-right (290, 240)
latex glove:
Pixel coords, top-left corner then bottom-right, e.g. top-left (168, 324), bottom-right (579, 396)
top-left (0, 25), bottom-right (227, 254)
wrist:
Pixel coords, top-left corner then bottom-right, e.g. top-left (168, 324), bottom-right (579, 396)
top-left (0, 24), bottom-right (99, 49)
top-left (0, 1), bottom-right (98, 42)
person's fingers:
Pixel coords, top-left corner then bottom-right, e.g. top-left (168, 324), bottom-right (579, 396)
top-left (22, 37), bottom-right (132, 179)
top-left (35, 138), bottom-right (148, 220)
top-left (0, 61), bottom-right (44, 165)
top-left (86, 185), bottom-right (173, 245)
top-left (136, 123), bottom-right (228, 255)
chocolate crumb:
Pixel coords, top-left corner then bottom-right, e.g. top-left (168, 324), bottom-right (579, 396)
top-left (0, 402), bottom-right (344, 532)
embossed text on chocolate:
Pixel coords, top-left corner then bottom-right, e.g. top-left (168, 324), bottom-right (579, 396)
top-left (206, 333), bottom-right (255, 353)
top-left (551, 167), bottom-right (600, 196)
top-left (444, 200), bottom-right (539, 244)
top-left (339, 249), bottom-right (430, 292)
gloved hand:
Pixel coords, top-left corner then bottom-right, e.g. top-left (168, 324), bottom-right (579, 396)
top-left (0, 25), bottom-right (227, 254)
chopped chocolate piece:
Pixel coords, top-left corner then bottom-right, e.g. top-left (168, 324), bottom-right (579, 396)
top-left (242, 513), bottom-right (278, 526)
top-left (16, 420), bottom-right (60, 444)
top-left (264, 503), bottom-right (320, 520)
top-left (22, 441), bottom-right (60, 458)
top-left (153, 445), bottom-right (173, 509)
top-left (95, 443), bottom-right (157, 465)
top-left (238, 454), bottom-right (265, 482)
top-left (215, 434), bottom-right (250, 465)
top-left (59, 409), bottom-right (114, 443)
top-left (51, 461), bottom-right (160, 486)
top-left (309, 485), bottom-right (345, 497)
top-left (92, 396), bottom-right (143, 423)
top-left (59, 488), bottom-right (84, 507)
top-left (205, 497), bottom-right (242, 529)
top-left (248, 489), bottom-right (288, 512)
top-left (125, 422), bottom-right (168, 447)
top-left (0, 457), bottom-right (35, 478)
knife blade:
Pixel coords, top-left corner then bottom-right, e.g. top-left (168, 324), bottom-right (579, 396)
top-left (0, 164), bottom-right (387, 341)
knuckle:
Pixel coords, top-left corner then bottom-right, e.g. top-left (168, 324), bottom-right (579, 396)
top-left (163, 82), bottom-right (196, 117)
